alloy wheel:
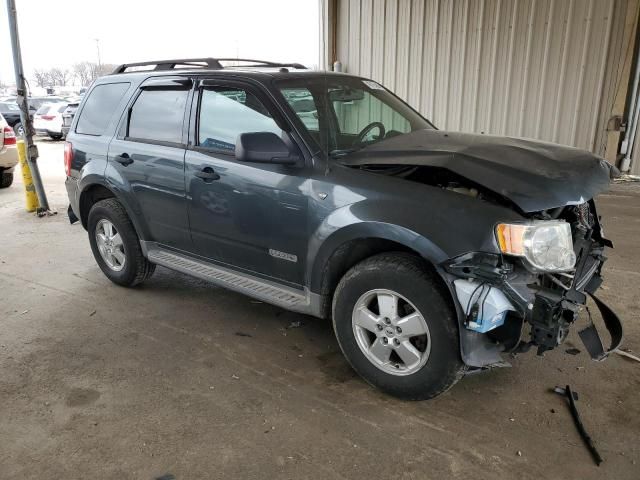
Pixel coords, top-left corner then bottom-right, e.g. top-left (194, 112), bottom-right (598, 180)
top-left (95, 219), bottom-right (126, 272)
top-left (352, 289), bottom-right (431, 376)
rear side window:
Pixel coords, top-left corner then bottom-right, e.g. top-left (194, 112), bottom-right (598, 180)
top-left (128, 89), bottom-right (188, 144)
top-left (76, 83), bottom-right (130, 136)
top-left (198, 87), bottom-right (280, 152)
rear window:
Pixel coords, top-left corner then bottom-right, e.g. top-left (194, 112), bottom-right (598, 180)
top-left (127, 89), bottom-right (188, 144)
top-left (0, 102), bottom-right (19, 112)
top-left (35, 104), bottom-right (50, 115)
top-left (76, 83), bottom-right (130, 136)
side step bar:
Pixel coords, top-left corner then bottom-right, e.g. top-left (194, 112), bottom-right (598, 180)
top-left (143, 243), bottom-right (322, 317)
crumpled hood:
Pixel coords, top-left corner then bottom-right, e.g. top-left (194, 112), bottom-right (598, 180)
top-left (341, 129), bottom-right (616, 212)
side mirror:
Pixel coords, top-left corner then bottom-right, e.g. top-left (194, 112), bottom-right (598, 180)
top-left (235, 132), bottom-right (300, 165)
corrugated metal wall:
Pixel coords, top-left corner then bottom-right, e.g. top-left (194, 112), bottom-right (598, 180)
top-left (333, 0), bottom-right (630, 153)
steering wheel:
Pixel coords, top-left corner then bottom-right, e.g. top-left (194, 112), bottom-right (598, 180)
top-left (354, 122), bottom-right (386, 145)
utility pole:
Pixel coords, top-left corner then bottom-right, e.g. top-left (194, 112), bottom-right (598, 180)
top-left (6, 0), bottom-right (50, 213)
top-left (95, 38), bottom-right (101, 68)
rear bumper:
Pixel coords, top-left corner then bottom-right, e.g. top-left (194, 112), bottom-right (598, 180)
top-left (65, 176), bottom-right (81, 222)
top-left (0, 145), bottom-right (19, 169)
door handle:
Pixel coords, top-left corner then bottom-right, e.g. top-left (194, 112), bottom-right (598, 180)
top-left (114, 153), bottom-right (133, 166)
top-left (194, 166), bottom-right (220, 182)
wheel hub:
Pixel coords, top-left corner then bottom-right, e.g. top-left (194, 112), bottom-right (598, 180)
top-left (352, 289), bottom-right (431, 376)
top-left (95, 219), bottom-right (126, 272)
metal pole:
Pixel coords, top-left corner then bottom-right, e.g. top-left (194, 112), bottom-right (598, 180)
top-left (6, 0), bottom-right (50, 213)
top-left (95, 38), bottom-right (101, 67)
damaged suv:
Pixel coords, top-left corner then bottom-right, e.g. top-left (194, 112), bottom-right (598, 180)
top-left (64, 58), bottom-right (623, 400)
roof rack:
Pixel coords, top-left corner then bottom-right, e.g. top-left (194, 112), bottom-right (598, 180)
top-left (111, 58), bottom-right (307, 74)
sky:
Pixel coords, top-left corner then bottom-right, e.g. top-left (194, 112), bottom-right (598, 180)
top-left (0, 0), bottom-right (320, 86)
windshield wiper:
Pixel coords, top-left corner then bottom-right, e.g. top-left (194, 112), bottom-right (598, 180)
top-left (329, 147), bottom-right (364, 158)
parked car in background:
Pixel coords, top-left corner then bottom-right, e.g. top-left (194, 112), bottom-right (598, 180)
top-left (0, 101), bottom-right (28, 137)
top-left (61, 101), bottom-right (80, 139)
top-left (29, 96), bottom-right (66, 113)
top-left (0, 113), bottom-right (18, 188)
top-left (34, 103), bottom-right (67, 140)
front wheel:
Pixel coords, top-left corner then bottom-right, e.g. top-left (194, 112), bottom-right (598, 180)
top-left (332, 253), bottom-right (465, 400)
top-left (87, 198), bottom-right (155, 287)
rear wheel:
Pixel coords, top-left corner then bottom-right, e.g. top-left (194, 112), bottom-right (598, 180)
top-left (87, 198), bottom-right (155, 287)
top-left (0, 172), bottom-right (13, 188)
top-left (332, 253), bottom-right (465, 400)
top-left (49, 133), bottom-right (63, 140)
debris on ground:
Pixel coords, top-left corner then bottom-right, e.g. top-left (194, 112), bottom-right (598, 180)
top-left (552, 385), bottom-right (603, 466)
top-left (517, 450), bottom-right (522, 457)
top-left (89, 310), bottom-right (96, 317)
top-left (565, 348), bottom-right (581, 355)
top-left (234, 331), bottom-right (253, 338)
top-left (614, 349), bottom-right (640, 363)
top-left (155, 474), bottom-right (175, 480)
top-left (231, 374), bottom-right (240, 380)
top-left (614, 174), bottom-right (640, 183)
top-left (287, 320), bottom-right (302, 329)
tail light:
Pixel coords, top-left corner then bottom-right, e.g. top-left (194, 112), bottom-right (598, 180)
top-left (64, 141), bottom-right (73, 176)
top-left (3, 126), bottom-right (16, 145)
top-left (41, 115), bottom-right (56, 120)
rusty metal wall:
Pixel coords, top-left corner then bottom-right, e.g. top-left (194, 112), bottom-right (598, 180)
top-left (332, 0), bottom-right (630, 153)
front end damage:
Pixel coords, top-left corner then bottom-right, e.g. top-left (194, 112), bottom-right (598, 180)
top-left (442, 200), bottom-right (623, 368)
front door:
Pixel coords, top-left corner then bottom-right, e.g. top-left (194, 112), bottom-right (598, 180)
top-left (185, 81), bottom-right (309, 287)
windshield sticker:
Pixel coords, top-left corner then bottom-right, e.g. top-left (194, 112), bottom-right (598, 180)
top-left (363, 80), bottom-right (384, 90)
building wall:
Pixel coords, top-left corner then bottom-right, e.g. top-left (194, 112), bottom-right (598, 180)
top-left (330, 0), bottom-right (635, 156)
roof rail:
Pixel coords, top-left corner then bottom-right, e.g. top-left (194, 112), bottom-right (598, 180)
top-left (111, 58), bottom-right (307, 74)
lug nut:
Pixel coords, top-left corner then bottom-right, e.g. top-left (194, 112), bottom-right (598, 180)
top-left (393, 338), bottom-right (400, 346)
top-left (382, 337), bottom-right (388, 344)
top-left (376, 324), bottom-right (383, 331)
top-left (384, 317), bottom-right (391, 325)
top-left (396, 327), bottom-right (402, 334)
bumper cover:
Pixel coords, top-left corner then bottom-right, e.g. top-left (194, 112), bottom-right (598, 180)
top-left (443, 230), bottom-right (623, 367)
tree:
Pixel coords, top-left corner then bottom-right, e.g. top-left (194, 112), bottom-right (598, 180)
top-left (33, 69), bottom-right (50, 88)
top-left (72, 62), bottom-right (92, 86)
top-left (48, 67), bottom-right (72, 86)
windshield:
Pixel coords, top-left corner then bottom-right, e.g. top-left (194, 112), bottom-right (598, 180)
top-left (276, 75), bottom-right (433, 157)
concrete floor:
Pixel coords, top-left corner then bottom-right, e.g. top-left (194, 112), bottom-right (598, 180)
top-left (1, 139), bottom-right (639, 479)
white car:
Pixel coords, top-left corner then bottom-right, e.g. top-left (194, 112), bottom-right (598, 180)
top-left (33, 102), bottom-right (67, 140)
top-left (0, 113), bottom-right (18, 188)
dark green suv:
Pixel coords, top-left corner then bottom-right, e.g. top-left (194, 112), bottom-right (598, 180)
top-left (64, 58), bottom-right (622, 399)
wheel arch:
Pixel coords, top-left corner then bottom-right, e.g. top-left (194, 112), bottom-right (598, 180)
top-left (78, 182), bottom-right (149, 241)
top-left (308, 222), bottom-right (453, 319)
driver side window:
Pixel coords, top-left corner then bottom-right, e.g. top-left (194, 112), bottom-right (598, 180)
top-left (198, 86), bottom-right (281, 153)
top-left (332, 90), bottom-right (411, 141)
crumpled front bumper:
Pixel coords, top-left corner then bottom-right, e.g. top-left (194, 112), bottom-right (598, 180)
top-left (442, 231), bottom-right (623, 368)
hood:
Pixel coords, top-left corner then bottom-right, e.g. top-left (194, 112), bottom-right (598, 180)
top-left (341, 129), bottom-right (616, 212)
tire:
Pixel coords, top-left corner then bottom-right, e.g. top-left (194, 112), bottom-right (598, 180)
top-left (87, 198), bottom-right (155, 287)
top-left (332, 253), bottom-right (465, 400)
top-left (49, 133), bottom-right (63, 140)
top-left (0, 172), bottom-right (13, 188)
top-left (14, 123), bottom-right (25, 137)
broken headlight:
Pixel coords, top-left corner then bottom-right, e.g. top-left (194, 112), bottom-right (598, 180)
top-left (495, 221), bottom-right (576, 272)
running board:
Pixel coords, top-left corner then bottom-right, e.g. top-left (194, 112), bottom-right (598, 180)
top-left (144, 243), bottom-right (322, 317)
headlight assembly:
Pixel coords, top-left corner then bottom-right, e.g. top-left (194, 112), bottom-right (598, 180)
top-left (495, 221), bottom-right (576, 272)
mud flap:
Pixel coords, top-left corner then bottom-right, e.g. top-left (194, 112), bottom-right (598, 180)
top-left (67, 204), bottom-right (79, 224)
top-left (578, 293), bottom-right (623, 361)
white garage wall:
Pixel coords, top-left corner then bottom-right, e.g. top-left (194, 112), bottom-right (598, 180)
top-left (332, 0), bottom-right (631, 153)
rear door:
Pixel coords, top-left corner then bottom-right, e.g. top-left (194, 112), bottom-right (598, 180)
top-left (107, 77), bottom-right (191, 251)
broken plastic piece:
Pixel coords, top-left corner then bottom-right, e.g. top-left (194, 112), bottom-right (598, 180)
top-left (553, 385), bottom-right (603, 466)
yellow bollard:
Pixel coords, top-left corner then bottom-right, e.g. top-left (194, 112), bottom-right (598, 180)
top-left (17, 140), bottom-right (39, 212)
